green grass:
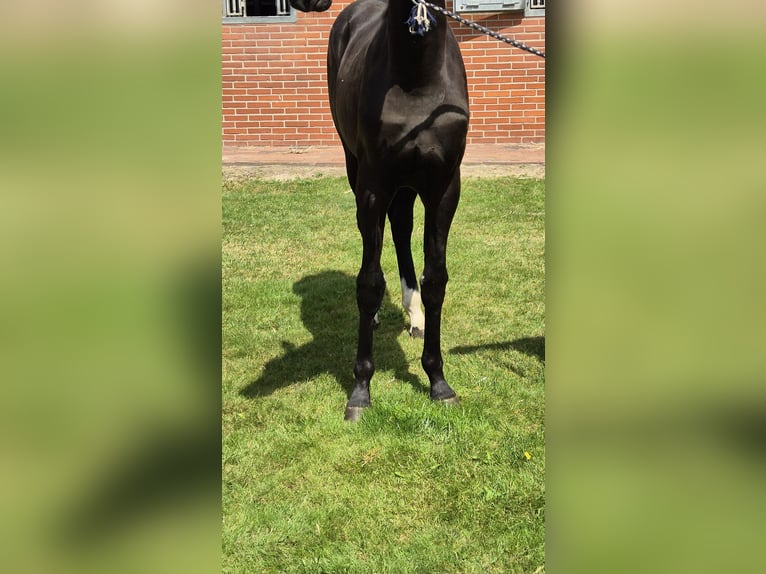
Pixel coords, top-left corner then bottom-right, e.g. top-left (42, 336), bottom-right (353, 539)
top-left (222, 175), bottom-right (545, 573)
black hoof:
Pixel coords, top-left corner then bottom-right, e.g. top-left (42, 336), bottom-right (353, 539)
top-left (410, 326), bottom-right (424, 339)
top-left (344, 405), bottom-right (367, 422)
top-left (430, 381), bottom-right (458, 403)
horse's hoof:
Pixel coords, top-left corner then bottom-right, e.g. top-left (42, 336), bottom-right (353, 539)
top-left (344, 405), bottom-right (367, 422)
top-left (410, 326), bottom-right (424, 339)
top-left (430, 380), bottom-right (458, 404)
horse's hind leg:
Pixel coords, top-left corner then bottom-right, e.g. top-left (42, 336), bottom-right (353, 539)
top-left (388, 188), bottom-right (425, 338)
top-left (346, 173), bottom-right (388, 421)
top-left (421, 173), bottom-right (460, 403)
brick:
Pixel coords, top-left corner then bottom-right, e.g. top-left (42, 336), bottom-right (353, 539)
top-left (222, 12), bottom-right (544, 146)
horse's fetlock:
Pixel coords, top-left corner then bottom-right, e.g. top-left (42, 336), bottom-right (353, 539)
top-left (421, 352), bottom-right (442, 374)
top-left (354, 358), bottom-right (375, 382)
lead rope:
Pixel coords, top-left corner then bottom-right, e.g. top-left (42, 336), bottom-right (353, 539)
top-left (407, 0), bottom-right (546, 59)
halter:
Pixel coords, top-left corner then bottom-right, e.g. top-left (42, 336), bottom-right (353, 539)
top-left (407, 0), bottom-right (437, 36)
top-left (407, 0), bottom-right (546, 58)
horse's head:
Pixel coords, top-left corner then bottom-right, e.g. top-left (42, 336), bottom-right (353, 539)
top-left (289, 0), bottom-right (332, 12)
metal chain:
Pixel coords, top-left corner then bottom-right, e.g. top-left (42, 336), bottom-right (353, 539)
top-left (417, 0), bottom-right (546, 59)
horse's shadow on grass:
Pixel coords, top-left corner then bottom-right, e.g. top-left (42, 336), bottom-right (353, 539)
top-left (59, 256), bottom-right (221, 545)
top-left (449, 336), bottom-right (545, 378)
top-left (239, 270), bottom-right (426, 400)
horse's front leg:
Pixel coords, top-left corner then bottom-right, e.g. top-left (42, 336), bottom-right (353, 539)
top-left (421, 173), bottom-right (460, 403)
top-left (345, 176), bottom-right (388, 421)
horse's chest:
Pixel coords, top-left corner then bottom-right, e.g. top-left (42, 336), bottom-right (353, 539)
top-left (379, 93), bottom-right (441, 138)
top-left (373, 88), bottom-right (466, 161)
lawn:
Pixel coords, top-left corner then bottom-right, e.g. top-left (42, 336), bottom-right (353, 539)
top-left (222, 175), bottom-right (545, 573)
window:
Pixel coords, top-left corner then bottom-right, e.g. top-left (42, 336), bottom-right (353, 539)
top-left (222, 0), bottom-right (296, 23)
top-left (524, 0), bottom-right (545, 17)
top-left (455, 0), bottom-right (524, 13)
top-left (454, 0), bottom-right (545, 15)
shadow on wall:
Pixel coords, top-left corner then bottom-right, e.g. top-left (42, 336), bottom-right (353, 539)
top-left (239, 270), bottom-right (427, 400)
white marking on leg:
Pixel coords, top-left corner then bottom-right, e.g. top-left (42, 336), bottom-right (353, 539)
top-left (401, 278), bottom-right (425, 334)
top-left (372, 272), bottom-right (384, 328)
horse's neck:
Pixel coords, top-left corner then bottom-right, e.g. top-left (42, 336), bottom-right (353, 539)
top-left (386, 0), bottom-right (447, 90)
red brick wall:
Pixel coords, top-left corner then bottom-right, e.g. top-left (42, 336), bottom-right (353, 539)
top-left (222, 2), bottom-right (545, 147)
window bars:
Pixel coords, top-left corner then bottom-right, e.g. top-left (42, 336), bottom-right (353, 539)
top-left (224, 0), bottom-right (291, 18)
top-left (225, 0), bottom-right (245, 17)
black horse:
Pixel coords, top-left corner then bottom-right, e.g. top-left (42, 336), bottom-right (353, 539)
top-left (289, 0), bottom-right (470, 420)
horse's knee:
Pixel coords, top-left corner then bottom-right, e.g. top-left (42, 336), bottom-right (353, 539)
top-left (357, 270), bottom-right (386, 316)
top-left (420, 269), bottom-right (448, 308)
